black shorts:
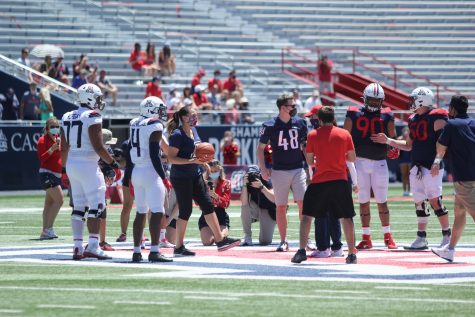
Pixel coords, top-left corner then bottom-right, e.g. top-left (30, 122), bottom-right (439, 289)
top-left (39, 172), bottom-right (61, 190)
top-left (198, 207), bottom-right (230, 230)
top-left (303, 180), bottom-right (355, 219)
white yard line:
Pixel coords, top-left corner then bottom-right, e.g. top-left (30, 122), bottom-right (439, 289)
top-left (0, 309), bottom-right (23, 314)
top-left (37, 304), bottom-right (95, 309)
top-left (113, 301), bottom-right (171, 305)
top-left (184, 296), bottom-right (240, 301)
top-left (374, 286), bottom-right (431, 291)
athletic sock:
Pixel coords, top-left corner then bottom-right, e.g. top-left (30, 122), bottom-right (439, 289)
top-left (382, 226), bottom-right (391, 234)
top-left (150, 245), bottom-right (159, 252)
top-left (133, 246), bottom-right (141, 253)
top-left (88, 233), bottom-right (100, 249)
top-left (160, 229), bottom-right (166, 241)
top-left (362, 227), bottom-right (370, 236)
top-left (71, 218), bottom-right (84, 248)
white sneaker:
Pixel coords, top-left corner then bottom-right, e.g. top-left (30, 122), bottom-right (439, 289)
top-left (240, 238), bottom-right (253, 246)
top-left (83, 246), bottom-right (112, 260)
top-left (431, 245), bottom-right (454, 262)
top-left (309, 248), bottom-right (331, 258)
top-left (306, 239), bottom-right (317, 251)
top-left (439, 234), bottom-right (451, 248)
top-left (404, 236), bottom-right (428, 250)
top-left (39, 228), bottom-right (58, 240)
top-left (331, 247), bottom-right (344, 257)
top-left (159, 238), bottom-right (175, 248)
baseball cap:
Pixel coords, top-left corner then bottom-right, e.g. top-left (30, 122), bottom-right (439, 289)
top-left (304, 104), bottom-right (323, 117)
top-left (312, 89), bottom-right (320, 97)
top-left (247, 165), bottom-right (260, 174)
top-left (195, 85), bottom-right (203, 93)
top-left (102, 129), bottom-right (117, 145)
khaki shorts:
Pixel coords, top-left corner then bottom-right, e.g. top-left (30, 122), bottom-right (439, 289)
top-left (454, 181), bottom-right (475, 213)
top-left (271, 168), bottom-right (307, 206)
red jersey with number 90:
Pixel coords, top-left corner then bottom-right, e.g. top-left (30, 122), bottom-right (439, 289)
top-left (346, 106), bottom-right (394, 160)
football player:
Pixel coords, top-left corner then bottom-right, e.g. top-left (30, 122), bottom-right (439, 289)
top-left (344, 83), bottom-right (398, 250)
top-left (60, 83), bottom-right (118, 260)
top-left (371, 87), bottom-right (451, 250)
top-left (129, 96), bottom-right (173, 263)
top-left (257, 92), bottom-right (309, 252)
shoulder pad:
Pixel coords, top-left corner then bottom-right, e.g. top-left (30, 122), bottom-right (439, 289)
top-left (408, 113), bottom-right (416, 121)
top-left (381, 107), bottom-right (393, 114)
top-left (347, 106), bottom-right (361, 113)
top-left (88, 111), bottom-right (101, 118)
top-left (146, 118), bottom-right (162, 125)
top-left (261, 118), bottom-right (275, 128)
top-left (429, 108), bottom-right (448, 116)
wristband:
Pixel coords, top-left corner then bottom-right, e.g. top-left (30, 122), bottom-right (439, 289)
top-left (433, 158), bottom-right (442, 166)
top-left (386, 138), bottom-right (394, 146)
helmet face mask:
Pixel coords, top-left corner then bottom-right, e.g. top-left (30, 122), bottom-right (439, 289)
top-left (140, 96), bottom-right (167, 121)
top-left (363, 83), bottom-right (385, 112)
top-left (409, 87), bottom-right (434, 112)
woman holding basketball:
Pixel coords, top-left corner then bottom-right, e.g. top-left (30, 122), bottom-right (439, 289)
top-left (166, 106), bottom-right (240, 256)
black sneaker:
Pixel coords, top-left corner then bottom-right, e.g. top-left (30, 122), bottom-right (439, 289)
top-left (174, 245), bottom-right (196, 257)
top-left (132, 252), bottom-right (142, 263)
top-left (345, 253), bottom-right (357, 264)
top-left (149, 252), bottom-right (173, 263)
top-left (216, 237), bottom-right (240, 252)
top-left (291, 249), bottom-right (307, 263)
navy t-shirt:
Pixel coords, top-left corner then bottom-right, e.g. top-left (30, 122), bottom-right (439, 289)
top-left (438, 114), bottom-right (475, 182)
top-left (169, 126), bottom-right (201, 178)
top-left (259, 116), bottom-right (307, 170)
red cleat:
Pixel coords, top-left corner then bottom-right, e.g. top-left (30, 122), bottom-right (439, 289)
top-left (99, 241), bottom-right (115, 251)
top-left (72, 247), bottom-right (83, 261)
top-left (384, 233), bottom-right (398, 249)
top-left (356, 234), bottom-right (373, 250)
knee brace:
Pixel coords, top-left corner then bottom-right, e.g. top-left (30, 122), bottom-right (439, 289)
top-left (71, 209), bottom-right (86, 221)
top-left (415, 201), bottom-right (430, 218)
top-left (87, 203), bottom-right (104, 219)
top-left (432, 197), bottom-right (448, 217)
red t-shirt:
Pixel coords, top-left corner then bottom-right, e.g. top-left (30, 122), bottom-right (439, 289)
top-left (211, 178), bottom-right (231, 209)
top-left (192, 93), bottom-right (209, 107)
top-left (318, 60), bottom-right (333, 82)
top-left (306, 126), bottom-right (354, 183)
top-left (37, 134), bottom-right (62, 174)
top-left (223, 78), bottom-right (241, 92)
top-left (207, 78), bottom-right (223, 92)
top-left (145, 82), bottom-right (162, 98)
top-left (191, 75), bottom-right (201, 87)
top-left (129, 51), bottom-right (146, 70)
top-left (222, 143), bottom-right (239, 165)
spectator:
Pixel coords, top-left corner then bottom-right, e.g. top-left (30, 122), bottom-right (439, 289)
top-left (72, 69), bottom-right (88, 89)
top-left (129, 43), bottom-right (146, 74)
top-left (145, 76), bottom-right (163, 98)
top-left (158, 44), bottom-right (176, 77)
top-left (165, 84), bottom-right (179, 109)
top-left (182, 86), bottom-right (192, 100)
top-left (304, 90), bottom-right (322, 112)
top-left (116, 140), bottom-right (134, 243)
top-left (18, 47), bottom-right (31, 67)
top-left (39, 88), bottom-right (53, 121)
top-left (223, 99), bottom-right (240, 125)
top-left (191, 68), bottom-right (206, 93)
top-left (37, 117), bottom-right (63, 240)
top-left (38, 55), bottom-right (53, 76)
top-left (49, 57), bottom-right (70, 85)
top-left (96, 70), bottom-right (118, 107)
top-left (240, 165), bottom-right (276, 245)
top-left (192, 85), bottom-right (212, 110)
top-left (143, 42), bottom-right (159, 77)
top-left (199, 160), bottom-right (231, 246)
top-left (20, 82), bottom-right (40, 120)
top-left (292, 88), bottom-right (304, 114)
top-left (208, 70), bottom-right (223, 92)
top-left (223, 69), bottom-right (243, 93)
top-left (398, 126), bottom-right (412, 196)
top-left (72, 54), bottom-right (96, 82)
top-left (317, 55), bottom-right (334, 96)
top-left (239, 96), bottom-right (254, 124)
top-left (220, 131), bottom-right (240, 165)
top-left (1, 88), bottom-right (20, 120)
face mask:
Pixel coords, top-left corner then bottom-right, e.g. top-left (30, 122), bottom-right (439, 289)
top-left (289, 108), bottom-right (297, 117)
top-left (209, 172), bottom-right (220, 180)
top-left (310, 119), bottom-right (319, 129)
top-left (188, 115), bottom-right (198, 126)
top-left (49, 127), bottom-right (60, 135)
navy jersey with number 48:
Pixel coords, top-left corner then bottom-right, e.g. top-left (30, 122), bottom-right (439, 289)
top-left (259, 116), bottom-right (308, 170)
top-left (346, 106), bottom-right (394, 160)
top-left (408, 108), bottom-right (448, 169)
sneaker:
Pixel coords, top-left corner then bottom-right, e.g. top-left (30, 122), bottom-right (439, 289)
top-left (99, 241), bottom-right (115, 251)
top-left (39, 228), bottom-right (58, 240)
top-left (240, 239), bottom-right (253, 246)
top-left (159, 238), bottom-right (175, 248)
top-left (174, 245), bottom-right (196, 257)
top-left (331, 247), bottom-right (344, 257)
top-left (83, 246), bottom-right (112, 260)
top-left (431, 245), bottom-right (454, 263)
top-left (404, 236), bottom-right (428, 250)
top-left (356, 235), bottom-right (373, 250)
top-left (149, 252), bottom-right (173, 262)
top-left (72, 247), bottom-right (83, 261)
top-left (308, 248), bottom-right (331, 258)
top-left (306, 239), bottom-right (317, 251)
top-left (291, 249), bottom-right (307, 263)
top-left (132, 252), bottom-right (142, 263)
top-left (384, 233), bottom-right (398, 249)
top-left (276, 241), bottom-right (289, 252)
top-left (439, 234), bottom-right (451, 248)
top-left (403, 192), bottom-right (410, 197)
top-left (116, 233), bottom-right (127, 242)
top-left (216, 237), bottom-right (240, 252)
top-left (346, 253), bottom-right (357, 264)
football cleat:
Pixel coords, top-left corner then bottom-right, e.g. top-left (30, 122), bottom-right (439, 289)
top-left (216, 237), bottom-right (240, 252)
top-left (72, 247), bottom-right (84, 261)
top-left (116, 233), bottom-right (127, 242)
top-left (39, 228), bottom-right (58, 240)
top-left (132, 252), bottom-right (142, 263)
top-left (439, 234), bottom-right (451, 248)
top-left (158, 238), bottom-right (175, 248)
top-left (291, 249), bottom-right (307, 264)
top-left (331, 247), bottom-right (344, 257)
top-left (148, 252), bottom-right (173, 263)
top-left (404, 236), bottom-right (428, 250)
top-left (384, 233), bottom-right (398, 249)
top-left (83, 246), bottom-right (112, 260)
top-left (356, 235), bottom-right (373, 250)
top-left (174, 245), bottom-right (196, 257)
top-left (308, 248), bottom-right (331, 258)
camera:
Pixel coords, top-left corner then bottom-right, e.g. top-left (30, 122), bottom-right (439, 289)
top-left (247, 171), bottom-right (261, 183)
top-left (207, 180), bottom-right (214, 190)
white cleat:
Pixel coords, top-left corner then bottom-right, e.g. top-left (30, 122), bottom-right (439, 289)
top-left (83, 246), bottom-right (112, 260)
top-left (159, 238), bottom-right (175, 248)
top-left (404, 236), bottom-right (428, 250)
top-left (308, 248), bottom-right (331, 258)
top-left (330, 247), bottom-right (344, 257)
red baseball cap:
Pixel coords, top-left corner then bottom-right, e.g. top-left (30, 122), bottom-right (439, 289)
top-left (304, 104), bottom-right (323, 117)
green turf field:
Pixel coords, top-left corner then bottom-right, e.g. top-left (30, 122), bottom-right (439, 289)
top-left (1, 184), bottom-right (475, 316)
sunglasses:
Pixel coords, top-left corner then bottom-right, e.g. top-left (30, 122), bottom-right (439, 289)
top-left (286, 104), bottom-right (297, 109)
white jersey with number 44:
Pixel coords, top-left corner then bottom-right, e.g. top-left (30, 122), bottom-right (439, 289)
top-left (61, 107), bottom-right (102, 160)
top-left (129, 116), bottom-right (164, 167)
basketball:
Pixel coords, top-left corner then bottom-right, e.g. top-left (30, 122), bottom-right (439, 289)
top-left (195, 142), bottom-right (215, 162)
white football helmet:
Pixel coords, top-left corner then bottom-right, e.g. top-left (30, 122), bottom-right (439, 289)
top-left (140, 96), bottom-right (167, 121)
top-left (77, 84), bottom-right (105, 110)
top-left (409, 87), bottom-right (434, 111)
top-left (363, 83), bottom-right (385, 112)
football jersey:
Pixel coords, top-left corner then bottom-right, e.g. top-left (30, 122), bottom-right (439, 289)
top-left (259, 116), bottom-right (308, 170)
top-left (408, 108), bottom-right (448, 169)
top-left (346, 106), bottom-right (394, 160)
top-left (61, 107), bottom-right (102, 160)
top-left (129, 116), bottom-right (164, 167)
